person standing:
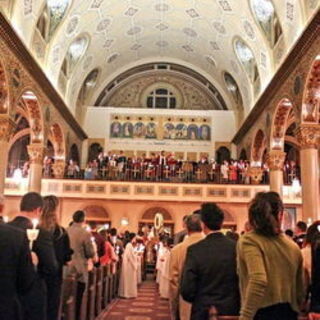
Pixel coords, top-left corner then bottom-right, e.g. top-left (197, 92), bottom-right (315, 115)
top-left (0, 222), bottom-right (36, 320)
top-left (237, 192), bottom-right (304, 320)
top-left (40, 195), bottom-right (73, 320)
top-left (173, 215), bottom-right (188, 246)
top-left (89, 221), bottom-right (105, 265)
top-left (9, 192), bottom-right (58, 320)
top-left (181, 202), bottom-right (240, 319)
top-left (294, 221), bottom-right (307, 249)
top-left (169, 214), bottom-right (204, 320)
top-left (66, 210), bottom-right (95, 320)
top-left (119, 233), bottom-right (138, 298)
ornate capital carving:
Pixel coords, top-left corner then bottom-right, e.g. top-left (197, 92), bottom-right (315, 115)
top-left (247, 167), bottom-right (263, 185)
top-left (267, 150), bottom-right (286, 171)
top-left (52, 160), bottom-right (66, 179)
top-left (0, 115), bottom-right (15, 142)
top-left (295, 125), bottom-right (320, 149)
top-left (27, 144), bottom-right (45, 165)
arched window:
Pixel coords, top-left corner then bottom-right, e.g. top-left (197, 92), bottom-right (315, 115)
top-left (35, 0), bottom-right (70, 43)
top-left (146, 88), bottom-right (176, 109)
top-left (77, 69), bottom-right (99, 105)
top-left (234, 37), bottom-right (261, 96)
top-left (58, 34), bottom-right (89, 95)
top-left (250, 0), bottom-right (283, 48)
top-left (224, 72), bottom-right (243, 106)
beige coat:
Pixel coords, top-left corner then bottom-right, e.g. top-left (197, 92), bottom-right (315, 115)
top-left (169, 233), bottom-right (204, 320)
top-left (66, 223), bottom-right (95, 284)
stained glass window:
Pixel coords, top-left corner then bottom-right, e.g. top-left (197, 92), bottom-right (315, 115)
top-left (251, 0), bottom-right (283, 48)
top-left (78, 69), bottom-right (99, 104)
top-left (224, 72), bottom-right (243, 107)
top-left (147, 89), bottom-right (176, 109)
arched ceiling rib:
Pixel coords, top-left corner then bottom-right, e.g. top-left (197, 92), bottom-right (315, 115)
top-left (1, 0), bottom-right (316, 117)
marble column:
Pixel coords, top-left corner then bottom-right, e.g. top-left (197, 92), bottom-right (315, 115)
top-left (27, 143), bottom-right (45, 193)
top-left (267, 150), bottom-right (286, 197)
top-left (296, 125), bottom-right (320, 221)
top-left (0, 116), bottom-right (15, 195)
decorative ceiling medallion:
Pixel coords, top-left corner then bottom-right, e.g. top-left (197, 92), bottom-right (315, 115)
top-left (210, 41), bottom-right (220, 50)
top-left (182, 45), bottom-right (193, 52)
top-left (96, 18), bottom-right (112, 32)
top-left (66, 15), bottom-right (79, 36)
top-left (155, 3), bottom-right (169, 12)
top-left (212, 21), bottom-right (226, 35)
top-left (125, 7), bottom-right (139, 16)
top-left (286, 2), bottom-right (294, 21)
top-left (83, 55), bottom-right (93, 71)
top-left (186, 8), bottom-right (200, 18)
top-left (243, 20), bottom-right (255, 40)
top-left (205, 55), bottom-right (216, 67)
top-left (230, 60), bottom-right (239, 74)
top-left (107, 53), bottom-right (119, 63)
top-left (24, 0), bottom-right (32, 15)
top-left (52, 45), bottom-right (60, 64)
top-left (156, 40), bottom-right (168, 47)
top-left (217, 0), bottom-right (232, 11)
top-left (293, 75), bottom-right (301, 95)
top-left (241, 85), bottom-right (249, 99)
top-left (308, 0), bottom-right (318, 9)
top-left (131, 43), bottom-right (142, 50)
top-left (155, 23), bottom-right (168, 31)
top-left (91, 0), bottom-right (104, 9)
top-left (260, 51), bottom-right (267, 68)
top-left (183, 27), bottom-right (197, 38)
top-left (103, 39), bottom-right (114, 48)
top-left (127, 26), bottom-right (142, 36)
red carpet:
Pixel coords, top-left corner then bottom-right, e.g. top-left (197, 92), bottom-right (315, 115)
top-left (100, 281), bottom-right (171, 320)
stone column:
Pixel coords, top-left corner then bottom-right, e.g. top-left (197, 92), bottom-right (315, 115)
top-left (296, 125), bottom-right (320, 221)
top-left (0, 116), bottom-right (15, 195)
top-left (267, 150), bottom-right (286, 196)
top-left (27, 144), bottom-right (45, 193)
top-left (52, 159), bottom-right (66, 179)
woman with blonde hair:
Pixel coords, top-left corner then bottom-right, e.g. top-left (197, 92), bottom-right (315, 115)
top-left (40, 195), bottom-right (73, 320)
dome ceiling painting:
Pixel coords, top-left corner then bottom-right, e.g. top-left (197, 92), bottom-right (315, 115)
top-left (1, 0), bottom-right (318, 117)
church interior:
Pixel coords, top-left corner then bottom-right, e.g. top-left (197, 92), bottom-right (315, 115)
top-left (0, 1), bottom-right (320, 319)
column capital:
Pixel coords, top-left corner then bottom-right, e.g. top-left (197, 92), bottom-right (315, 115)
top-left (52, 159), bottom-right (66, 179)
top-left (296, 124), bottom-right (320, 149)
top-left (247, 167), bottom-right (263, 184)
top-left (266, 150), bottom-right (286, 171)
top-left (0, 115), bottom-right (15, 142)
top-left (27, 144), bottom-right (45, 165)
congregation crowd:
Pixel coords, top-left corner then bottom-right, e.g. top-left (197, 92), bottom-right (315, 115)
top-left (9, 150), bottom-right (300, 185)
top-left (1, 190), bottom-right (319, 320)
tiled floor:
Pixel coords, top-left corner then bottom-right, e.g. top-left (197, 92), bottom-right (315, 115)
top-left (101, 281), bottom-right (171, 320)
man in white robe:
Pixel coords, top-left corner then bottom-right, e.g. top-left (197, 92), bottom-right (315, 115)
top-left (159, 245), bottom-right (171, 299)
top-left (119, 234), bottom-right (138, 298)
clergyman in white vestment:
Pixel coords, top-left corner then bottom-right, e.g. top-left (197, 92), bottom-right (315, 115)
top-left (119, 234), bottom-right (138, 298)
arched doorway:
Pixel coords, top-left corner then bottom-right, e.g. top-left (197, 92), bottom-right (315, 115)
top-left (84, 205), bottom-right (111, 228)
top-left (251, 129), bottom-right (266, 165)
top-left (69, 143), bottom-right (80, 163)
top-left (139, 207), bottom-right (174, 237)
top-left (216, 146), bottom-right (231, 163)
top-left (88, 143), bottom-right (102, 162)
top-left (239, 148), bottom-right (247, 160)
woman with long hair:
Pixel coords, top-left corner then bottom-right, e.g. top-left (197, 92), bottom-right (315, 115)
top-left (40, 195), bottom-right (73, 320)
top-left (237, 192), bottom-right (304, 320)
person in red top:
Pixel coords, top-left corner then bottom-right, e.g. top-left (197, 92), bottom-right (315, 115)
top-left (100, 230), bottom-right (118, 273)
top-left (89, 221), bottom-right (105, 266)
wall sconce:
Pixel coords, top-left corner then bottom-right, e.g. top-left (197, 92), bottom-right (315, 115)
top-left (121, 217), bottom-right (129, 226)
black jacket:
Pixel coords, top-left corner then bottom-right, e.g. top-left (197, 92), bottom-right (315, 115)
top-left (0, 223), bottom-right (36, 320)
top-left (181, 232), bottom-right (240, 319)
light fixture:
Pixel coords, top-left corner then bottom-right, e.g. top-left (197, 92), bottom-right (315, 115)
top-left (121, 217), bottom-right (129, 226)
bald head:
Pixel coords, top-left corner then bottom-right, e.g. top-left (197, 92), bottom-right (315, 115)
top-left (185, 214), bottom-right (202, 233)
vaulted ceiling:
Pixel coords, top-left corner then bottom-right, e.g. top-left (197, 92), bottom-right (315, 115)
top-left (1, 0), bottom-right (319, 121)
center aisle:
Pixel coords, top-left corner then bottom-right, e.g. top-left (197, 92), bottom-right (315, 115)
top-left (100, 281), bottom-right (171, 320)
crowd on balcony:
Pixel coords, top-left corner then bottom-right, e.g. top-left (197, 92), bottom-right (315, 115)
top-left (7, 150), bottom-right (300, 185)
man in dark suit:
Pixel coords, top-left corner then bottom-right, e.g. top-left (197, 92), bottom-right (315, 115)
top-left (9, 192), bottom-right (58, 320)
top-left (181, 202), bottom-right (240, 319)
top-left (0, 223), bottom-right (36, 320)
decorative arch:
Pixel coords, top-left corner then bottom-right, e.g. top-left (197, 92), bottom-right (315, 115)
top-left (69, 143), bottom-right (80, 163)
top-left (88, 142), bottom-right (102, 162)
top-left (301, 55), bottom-right (320, 123)
top-left (140, 207), bottom-right (173, 222)
top-left (0, 59), bottom-right (10, 114)
top-left (251, 129), bottom-right (266, 163)
top-left (49, 123), bottom-right (66, 160)
top-left (270, 98), bottom-right (294, 150)
top-left (239, 148), bottom-right (248, 160)
top-left (17, 90), bottom-right (44, 144)
top-left (83, 205), bottom-right (110, 221)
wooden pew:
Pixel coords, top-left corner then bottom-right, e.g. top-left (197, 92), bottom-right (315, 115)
top-left (95, 267), bottom-right (103, 316)
top-left (60, 276), bottom-right (77, 320)
top-left (86, 268), bottom-right (97, 320)
top-left (108, 266), bottom-right (114, 302)
top-left (102, 265), bottom-right (110, 308)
